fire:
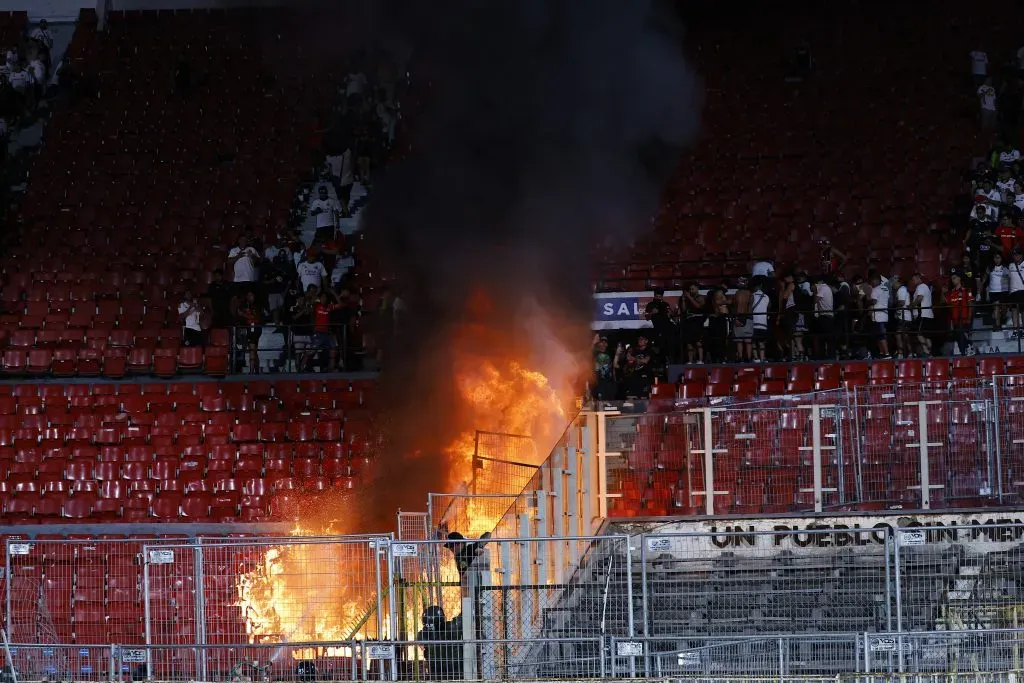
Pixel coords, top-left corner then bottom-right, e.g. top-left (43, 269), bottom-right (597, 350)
top-left (234, 300), bottom-right (585, 651)
top-left (443, 357), bottom-right (569, 531)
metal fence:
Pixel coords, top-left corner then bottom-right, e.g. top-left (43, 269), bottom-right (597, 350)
top-left (9, 524), bottom-right (1024, 679)
top-left (597, 375), bottom-right (1024, 516)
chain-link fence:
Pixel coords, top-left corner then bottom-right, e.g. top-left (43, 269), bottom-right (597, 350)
top-left (8, 525), bottom-right (1024, 680)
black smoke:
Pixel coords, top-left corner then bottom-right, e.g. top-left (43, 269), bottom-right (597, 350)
top-left (348, 0), bottom-right (701, 531)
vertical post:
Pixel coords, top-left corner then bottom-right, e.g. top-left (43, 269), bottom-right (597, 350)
top-left (624, 537), bottom-right (636, 677)
top-left (566, 442), bottom-right (579, 538)
top-left (142, 549), bottom-right (153, 682)
top-left (701, 408), bottom-right (716, 515)
top-left (581, 418), bottom-right (595, 532)
top-left (811, 405), bottom-right (824, 511)
top-left (777, 637), bottom-right (785, 678)
top-left (193, 542), bottom-right (207, 683)
top-left (639, 535), bottom-right (650, 677)
top-left (373, 540), bottom-right (385, 639)
top-left (552, 453), bottom-right (566, 582)
top-left (907, 401), bottom-right (942, 509)
top-left (884, 530), bottom-right (893, 631)
top-left (517, 515), bottom-right (531, 587)
top-left (4, 540), bottom-right (10, 643)
top-left (894, 528), bottom-right (904, 633)
top-left (594, 412), bottom-right (610, 519)
top-left (993, 379), bottom-right (1005, 503)
top-left (852, 385), bottom-right (864, 502)
top-left (863, 632), bottom-right (871, 673)
top-left (108, 644), bottom-right (115, 682)
top-left (385, 543), bottom-right (398, 681)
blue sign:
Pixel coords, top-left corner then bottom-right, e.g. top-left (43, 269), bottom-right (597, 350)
top-left (81, 666), bottom-right (93, 673)
top-left (42, 648), bottom-right (53, 657)
top-left (79, 649), bottom-right (89, 657)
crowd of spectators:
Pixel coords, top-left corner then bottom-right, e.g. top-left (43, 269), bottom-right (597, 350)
top-left (590, 47), bottom-right (1024, 401)
top-left (177, 55), bottom-right (401, 374)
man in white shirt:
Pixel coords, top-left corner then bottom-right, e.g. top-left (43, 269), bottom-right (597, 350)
top-left (971, 49), bottom-right (989, 86)
top-left (868, 273), bottom-right (890, 359)
top-left (296, 252), bottom-right (328, 293)
top-left (227, 235), bottom-right (260, 294)
top-left (1008, 250), bottom-right (1024, 336)
top-left (978, 77), bottom-right (997, 130)
top-left (812, 275), bottom-right (835, 359)
top-left (178, 292), bottom-right (205, 347)
top-left (892, 275), bottom-right (912, 359)
top-left (986, 251), bottom-right (1010, 331)
top-left (910, 273), bottom-right (935, 356)
top-left (309, 186), bottom-right (341, 240)
top-left (331, 248), bottom-right (355, 286)
top-left (751, 260), bottom-right (775, 278)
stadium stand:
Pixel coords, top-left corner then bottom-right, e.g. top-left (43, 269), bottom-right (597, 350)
top-left (0, 8), bottom-right (333, 375)
top-left (0, 378), bottom-right (373, 522)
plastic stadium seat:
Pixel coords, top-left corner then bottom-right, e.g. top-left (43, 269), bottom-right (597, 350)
top-left (153, 348), bottom-right (177, 378)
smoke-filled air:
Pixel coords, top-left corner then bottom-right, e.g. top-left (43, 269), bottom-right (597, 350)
top-left (312, 0), bottom-right (699, 532)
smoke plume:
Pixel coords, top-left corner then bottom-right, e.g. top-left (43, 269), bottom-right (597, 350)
top-left (344, 0), bottom-right (701, 531)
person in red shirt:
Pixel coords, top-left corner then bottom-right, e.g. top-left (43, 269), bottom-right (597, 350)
top-left (946, 273), bottom-right (974, 356)
top-left (301, 289), bottom-right (341, 371)
top-left (995, 215), bottom-right (1022, 258)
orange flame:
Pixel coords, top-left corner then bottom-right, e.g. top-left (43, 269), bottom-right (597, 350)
top-left (235, 302), bottom-right (585, 650)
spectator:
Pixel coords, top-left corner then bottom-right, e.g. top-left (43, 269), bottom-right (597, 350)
top-left (207, 269), bottom-right (232, 328)
top-left (591, 334), bottom-right (617, 400)
top-left (868, 272), bottom-right (890, 359)
top-left (309, 185), bottom-right (341, 241)
top-left (416, 606), bottom-right (462, 681)
top-left (178, 291), bottom-right (205, 347)
top-left (344, 68), bottom-right (368, 109)
top-left (834, 272), bottom-right (853, 358)
top-left (232, 290), bottom-right (262, 373)
top-left (995, 215), bottom-right (1020, 260)
top-left (978, 77), bottom-right (997, 131)
top-left (621, 334), bottom-right (658, 398)
top-left (947, 273), bottom-right (974, 356)
top-left (303, 289), bottom-right (342, 372)
top-left (751, 259), bottom-right (775, 279)
top-left (750, 278), bottom-right (770, 362)
top-left (957, 253), bottom-right (977, 299)
top-left (965, 217), bottom-right (1000, 284)
top-left (971, 49), bottom-right (989, 88)
top-left (261, 250), bottom-right (292, 324)
top-left (892, 274), bottom-right (912, 359)
top-left (910, 273), bottom-right (935, 356)
top-left (679, 283), bottom-right (704, 364)
top-left (331, 246), bottom-right (356, 287)
top-left (227, 235), bottom-right (260, 296)
top-left (644, 288), bottom-right (673, 353)
top-left (296, 251), bottom-right (328, 294)
top-left (818, 240), bottom-right (847, 276)
top-left (326, 146), bottom-right (354, 217)
top-left (29, 20), bottom-right (53, 56)
top-left (1009, 249), bottom-right (1024, 336)
top-left (812, 274), bottom-right (835, 359)
top-left (27, 48), bottom-right (45, 97)
top-left (731, 277), bottom-right (753, 362)
top-left (985, 251), bottom-right (1009, 330)
top-left (704, 287), bottom-right (730, 363)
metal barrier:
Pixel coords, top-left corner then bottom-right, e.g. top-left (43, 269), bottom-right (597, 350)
top-left (8, 525), bottom-right (1024, 679)
top-left (594, 376), bottom-right (1024, 516)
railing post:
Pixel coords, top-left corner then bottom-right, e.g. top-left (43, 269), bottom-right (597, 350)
top-left (640, 535), bottom-right (650, 677)
top-left (863, 631), bottom-right (871, 673)
top-left (993, 378), bottom-right (1006, 503)
top-left (906, 401), bottom-right (943, 509)
top-left (141, 548), bottom-right (153, 682)
top-left (894, 528), bottom-right (904, 634)
top-left (624, 536), bottom-right (636, 678)
top-left (4, 539), bottom-right (10, 643)
top-left (852, 384), bottom-right (864, 503)
top-left (688, 407), bottom-right (728, 514)
top-left (194, 541), bottom-right (207, 682)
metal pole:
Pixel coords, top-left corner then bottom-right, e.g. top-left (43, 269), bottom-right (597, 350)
top-left (640, 535), bottom-right (650, 677)
top-left (0, 628), bottom-right (17, 683)
top-left (608, 636), bottom-right (617, 678)
top-left (108, 643), bottom-right (115, 682)
top-left (894, 529), bottom-right (904, 634)
top-left (993, 379), bottom-right (1005, 503)
top-left (373, 540), bottom-right (385, 639)
top-left (194, 542), bottom-right (207, 683)
top-left (777, 637), bottom-right (785, 678)
top-left (142, 548), bottom-right (153, 682)
top-left (385, 543), bottom-right (398, 681)
top-left (852, 385), bottom-right (864, 502)
top-left (863, 632), bottom-right (871, 673)
top-left (884, 531), bottom-right (893, 631)
top-left (811, 405), bottom-right (824, 512)
top-left (624, 536), bottom-right (636, 678)
top-left (702, 408), bottom-right (715, 515)
top-left (4, 540), bottom-right (10, 644)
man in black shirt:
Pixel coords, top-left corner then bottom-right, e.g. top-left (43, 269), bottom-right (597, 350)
top-left (644, 288), bottom-right (674, 356)
top-left (441, 530), bottom-right (491, 584)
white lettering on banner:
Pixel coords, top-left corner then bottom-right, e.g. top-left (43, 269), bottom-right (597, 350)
top-left (367, 644), bottom-right (394, 660)
top-left (627, 513), bottom-right (1024, 554)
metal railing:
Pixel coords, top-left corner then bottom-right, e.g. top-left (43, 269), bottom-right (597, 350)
top-left (9, 526), bottom-right (1024, 679)
top-left (225, 323), bottom-right (353, 374)
top-left (594, 375), bottom-right (1024, 516)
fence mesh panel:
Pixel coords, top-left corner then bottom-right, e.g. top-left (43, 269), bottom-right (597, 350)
top-left (472, 431), bottom-right (539, 496)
